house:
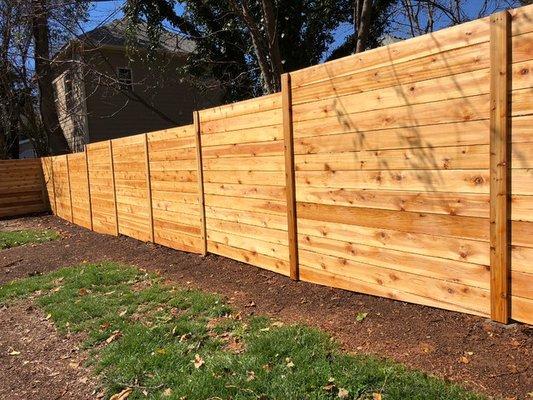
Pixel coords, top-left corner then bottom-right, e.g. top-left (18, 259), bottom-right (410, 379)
top-left (51, 19), bottom-right (221, 152)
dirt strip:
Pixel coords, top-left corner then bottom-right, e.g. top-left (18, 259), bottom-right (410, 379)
top-left (1, 214), bottom-right (532, 399)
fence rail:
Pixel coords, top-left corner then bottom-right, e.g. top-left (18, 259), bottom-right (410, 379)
top-left (2, 5), bottom-right (532, 325)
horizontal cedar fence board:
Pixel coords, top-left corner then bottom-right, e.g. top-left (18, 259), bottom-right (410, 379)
top-left (0, 159), bottom-right (48, 218)
top-left (9, 3), bottom-right (530, 325)
top-left (294, 116), bottom-right (531, 155)
top-left (297, 218), bottom-right (489, 266)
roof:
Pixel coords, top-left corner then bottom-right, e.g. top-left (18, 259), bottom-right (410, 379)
top-left (77, 18), bottom-right (196, 54)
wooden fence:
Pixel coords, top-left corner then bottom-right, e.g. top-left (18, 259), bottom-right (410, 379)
top-left (2, 5), bottom-right (532, 325)
top-left (0, 159), bottom-right (49, 218)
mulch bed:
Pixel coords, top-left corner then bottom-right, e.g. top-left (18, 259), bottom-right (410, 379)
top-left (1, 214), bottom-right (532, 399)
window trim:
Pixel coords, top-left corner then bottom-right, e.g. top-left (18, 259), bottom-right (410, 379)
top-left (117, 66), bottom-right (133, 91)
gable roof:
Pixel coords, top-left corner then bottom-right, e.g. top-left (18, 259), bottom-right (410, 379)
top-left (80, 18), bottom-right (195, 54)
top-left (56, 18), bottom-right (195, 58)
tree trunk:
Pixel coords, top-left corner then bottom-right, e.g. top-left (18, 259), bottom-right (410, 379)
top-left (229, 0), bottom-right (278, 94)
top-left (261, 0), bottom-right (283, 91)
top-left (32, 0), bottom-right (70, 155)
top-left (355, 0), bottom-right (372, 53)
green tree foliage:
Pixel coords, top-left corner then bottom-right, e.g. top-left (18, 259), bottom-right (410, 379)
top-left (125, 0), bottom-right (358, 100)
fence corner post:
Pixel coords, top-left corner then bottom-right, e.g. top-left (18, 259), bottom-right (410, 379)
top-left (194, 111), bottom-right (208, 256)
top-left (143, 134), bottom-right (155, 243)
top-left (84, 146), bottom-right (94, 231)
top-left (281, 73), bottom-right (299, 281)
top-left (489, 10), bottom-right (511, 324)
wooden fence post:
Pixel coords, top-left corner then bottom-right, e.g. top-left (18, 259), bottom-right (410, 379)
top-left (143, 134), bottom-right (155, 243)
top-left (109, 140), bottom-right (119, 236)
top-left (194, 111), bottom-right (208, 256)
top-left (489, 10), bottom-right (511, 324)
top-left (281, 73), bottom-right (299, 281)
top-left (65, 154), bottom-right (74, 223)
top-left (84, 146), bottom-right (94, 231)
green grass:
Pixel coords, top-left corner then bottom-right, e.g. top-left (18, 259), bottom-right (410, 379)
top-left (0, 229), bottom-right (59, 249)
top-left (0, 262), bottom-right (486, 400)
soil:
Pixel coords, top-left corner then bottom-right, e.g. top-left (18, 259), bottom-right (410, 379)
top-left (0, 299), bottom-right (100, 399)
top-left (1, 214), bottom-right (532, 400)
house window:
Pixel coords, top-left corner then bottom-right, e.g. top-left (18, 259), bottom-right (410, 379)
top-left (117, 67), bottom-right (133, 91)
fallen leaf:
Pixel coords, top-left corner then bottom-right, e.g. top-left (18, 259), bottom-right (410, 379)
top-left (69, 361), bottom-right (80, 369)
top-left (119, 310), bottom-right (127, 317)
top-left (78, 288), bottom-right (89, 296)
top-left (338, 388), bottom-right (349, 398)
top-left (9, 350), bottom-right (21, 356)
top-left (355, 312), bottom-right (368, 322)
top-left (179, 333), bottom-right (191, 342)
top-left (246, 371), bottom-right (256, 381)
top-left (323, 377), bottom-right (336, 392)
top-left (245, 301), bottom-right (256, 307)
top-left (193, 354), bottom-right (204, 369)
top-left (285, 357), bottom-right (294, 368)
top-left (459, 356), bottom-right (470, 364)
top-left (162, 388), bottom-right (173, 397)
top-left (100, 322), bottom-right (111, 331)
top-left (106, 330), bottom-right (122, 344)
top-left (110, 387), bottom-right (133, 400)
top-left (373, 393), bottom-right (383, 400)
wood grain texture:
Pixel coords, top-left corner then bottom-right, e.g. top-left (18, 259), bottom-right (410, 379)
top-left (194, 112), bottom-right (207, 255)
top-left (0, 159), bottom-right (48, 218)
top-left (489, 10), bottom-right (511, 324)
top-left (282, 73), bottom-right (299, 280)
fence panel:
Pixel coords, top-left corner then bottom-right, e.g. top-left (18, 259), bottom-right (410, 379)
top-left (51, 155), bottom-right (72, 222)
top-left (66, 153), bottom-right (92, 229)
top-left (290, 13), bottom-right (497, 318)
top-left (147, 125), bottom-right (204, 253)
top-left (199, 93), bottom-right (290, 275)
top-left (0, 159), bottom-right (47, 218)
top-left (112, 134), bottom-right (152, 242)
top-left (87, 141), bottom-right (118, 235)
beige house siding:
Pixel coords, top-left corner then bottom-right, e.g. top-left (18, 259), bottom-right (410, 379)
top-left (52, 54), bottom-right (89, 152)
top-left (82, 47), bottom-right (220, 142)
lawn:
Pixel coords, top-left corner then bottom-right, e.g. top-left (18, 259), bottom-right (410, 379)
top-left (0, 262), bottom-right (485, 400)
top-left (0, 229), bottom-right (59, 249)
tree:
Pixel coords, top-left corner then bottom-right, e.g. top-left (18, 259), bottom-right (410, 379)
top-left (390, 0), bottom-right (523, 39)
top-left (0, 0), bottom-right (87, 158)
top-left (125, 0), bottom-right (352, 99)
top-left (32, 0), bottom-right (70, 154)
